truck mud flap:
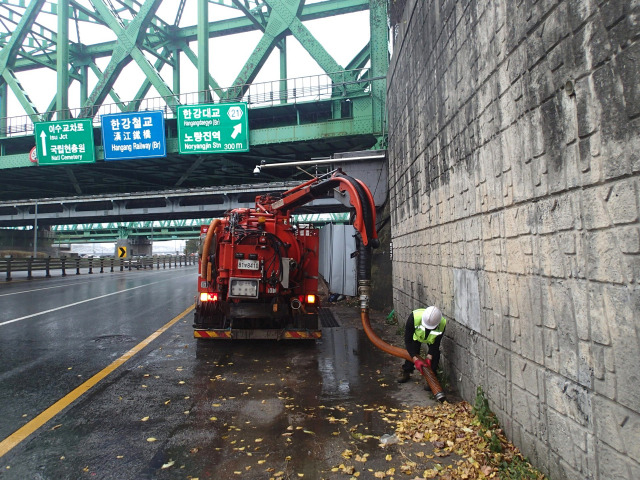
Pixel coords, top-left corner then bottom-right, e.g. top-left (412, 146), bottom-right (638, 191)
top-left (194, 330), bottom-right (232, 339)
top-left (194, 329), bottom-right (321, 340)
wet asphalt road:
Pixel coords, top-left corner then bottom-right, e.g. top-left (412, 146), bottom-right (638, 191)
top-left (0, 268), bottom-right (441, 479)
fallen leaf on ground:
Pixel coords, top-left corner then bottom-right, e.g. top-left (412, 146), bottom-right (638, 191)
top-left (395, 401), bottom-right (546, 480)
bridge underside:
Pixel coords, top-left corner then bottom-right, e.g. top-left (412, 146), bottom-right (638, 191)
top-left (0, 156), bottom-right (388, 228)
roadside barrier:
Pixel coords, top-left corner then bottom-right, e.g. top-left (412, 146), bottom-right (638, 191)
top-left (0, 255), bottom-right (196, 281)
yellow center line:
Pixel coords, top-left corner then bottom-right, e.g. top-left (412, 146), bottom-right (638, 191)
top-left (0, 304), bottom-right (195, 459)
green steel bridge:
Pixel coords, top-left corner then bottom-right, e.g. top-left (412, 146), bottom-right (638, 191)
top-left (43, 214), bottom-right (351, 243)
top-left (0, 0), bottom-right (389, 215)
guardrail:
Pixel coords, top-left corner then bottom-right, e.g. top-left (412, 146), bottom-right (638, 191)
top-left (0, 255), bottom-right (196, 281)
top-left (0, 70), bottom-right (380, 138)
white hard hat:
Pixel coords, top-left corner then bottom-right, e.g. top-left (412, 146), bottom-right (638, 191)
top-left (421, 306), bottom-right (442, 330)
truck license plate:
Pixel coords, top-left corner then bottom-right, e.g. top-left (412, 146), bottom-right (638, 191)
top-left (237, 259), bottom-right (259, 270)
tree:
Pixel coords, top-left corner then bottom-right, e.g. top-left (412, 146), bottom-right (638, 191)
top-left (184, 239), bottom-right (199, 255)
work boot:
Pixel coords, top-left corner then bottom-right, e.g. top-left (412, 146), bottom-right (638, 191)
top-left (397, 371), bottom-right (411, 383)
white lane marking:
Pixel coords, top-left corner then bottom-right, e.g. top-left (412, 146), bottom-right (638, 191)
top-left (0, 280), bottom-right (90, 297)
top-left (0, 273), bottom-right (195, 327)
top-left (0, 267), bottom-right (187, 297)
top-left (0, 304), bottom-right (195, 458)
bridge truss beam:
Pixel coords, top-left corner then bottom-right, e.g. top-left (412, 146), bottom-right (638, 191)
top-left (0, 0), bottom-right (385, 124)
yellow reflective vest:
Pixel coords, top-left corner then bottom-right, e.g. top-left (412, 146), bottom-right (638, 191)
top-left (412, 309), bottom-right (447, 344)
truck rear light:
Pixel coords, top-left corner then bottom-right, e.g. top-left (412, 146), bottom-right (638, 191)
top-left (299, 294), bottom-right (316, 304)
top-left (200, 292), bottom-right (219, 302)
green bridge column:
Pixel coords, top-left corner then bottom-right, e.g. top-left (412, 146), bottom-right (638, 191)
top-left (197, 0), bottom-right (211, 103)
top-left (370, 0), bottom-right (389, 147)
top-left (0, 81), bottom-right (6, 144)
top-left (56, 0), bottom-right (70, 119)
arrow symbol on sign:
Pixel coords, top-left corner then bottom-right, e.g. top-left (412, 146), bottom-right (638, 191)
top-left (231, 123), bottom-right (242, 139)
top-left (40, 131), bottom-right (47, 153)
top-left (119, 247), bottom-right (126, 258)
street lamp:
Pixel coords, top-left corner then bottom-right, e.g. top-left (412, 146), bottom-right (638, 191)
top-left (252, 152), bottom-right (386, 174)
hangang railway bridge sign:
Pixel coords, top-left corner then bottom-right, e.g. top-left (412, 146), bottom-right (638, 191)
top-left (101, 111), bottom-right (166, 161)
top-left (177, 103), bottom-right (249, 154)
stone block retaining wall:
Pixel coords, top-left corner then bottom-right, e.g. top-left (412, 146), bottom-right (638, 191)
top-left (387, 1), bottom-right (640, 478)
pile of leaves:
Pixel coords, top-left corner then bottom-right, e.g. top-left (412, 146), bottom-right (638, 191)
top-left (393, 397), bottom-right (546, 480)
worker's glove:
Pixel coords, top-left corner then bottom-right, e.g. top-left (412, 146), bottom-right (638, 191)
top-left (425, 358), bottom-right (432, 370)
top-left (414, 359), bottom-right (428, 372)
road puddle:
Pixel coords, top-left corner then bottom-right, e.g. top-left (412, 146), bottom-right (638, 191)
top-left (168, 327), bottom-right (453, 479)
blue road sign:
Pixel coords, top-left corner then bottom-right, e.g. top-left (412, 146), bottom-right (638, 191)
top-left (101, 111), bottom-right (166, 161)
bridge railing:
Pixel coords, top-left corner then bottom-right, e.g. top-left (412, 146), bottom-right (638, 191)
top-left (0, 255), bottom-right (196, 281)
top-left (0, 69), bottom-right (379, 138)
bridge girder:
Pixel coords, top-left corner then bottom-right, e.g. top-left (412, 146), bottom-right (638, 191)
top-left (0, 155), bottom-right (387, 228)
top-left (47, 212), bottom-right (350, 243)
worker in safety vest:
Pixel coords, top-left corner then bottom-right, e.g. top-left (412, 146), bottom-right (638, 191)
top-left (397, 306), bottom-right (447, 383)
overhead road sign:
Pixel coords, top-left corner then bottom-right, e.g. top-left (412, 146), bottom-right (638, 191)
top-left (101, 111), bottom-right (166, 161)
top-left (177, 103), bottom-right (249, 154)
top-left (34, 119), bottom-right (95, 166)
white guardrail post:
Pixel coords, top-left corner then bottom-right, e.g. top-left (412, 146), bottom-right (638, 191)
top-left (0, 255), bottom-right (192, 281)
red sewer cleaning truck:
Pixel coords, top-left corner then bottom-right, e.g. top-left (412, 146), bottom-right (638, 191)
top-left (193, 169), bottom-right (378, 340)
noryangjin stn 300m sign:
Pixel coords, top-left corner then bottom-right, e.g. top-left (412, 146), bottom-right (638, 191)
top-left (177, 103), bottom-right (249, 154)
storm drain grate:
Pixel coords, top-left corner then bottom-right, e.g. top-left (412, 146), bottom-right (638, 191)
top-left (319, 308), bottom-right (340, 328)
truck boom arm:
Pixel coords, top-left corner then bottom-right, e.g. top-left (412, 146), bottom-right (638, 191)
top-left (264, 170), bottom-right (379, 247)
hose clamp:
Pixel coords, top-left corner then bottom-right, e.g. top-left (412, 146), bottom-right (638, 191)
top-left (358, 280), bottom-right (371, 309)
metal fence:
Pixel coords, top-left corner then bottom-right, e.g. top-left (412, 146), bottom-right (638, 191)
top-left (0, 254), bottom-right (196, 281)
top-left (0, 70), bottom-right (379, 138)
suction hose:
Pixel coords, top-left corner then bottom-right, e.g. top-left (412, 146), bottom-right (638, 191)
top-left (201, 219), bottom-right (221, 283)
top-left (358, 245), bottom-right (446, 402)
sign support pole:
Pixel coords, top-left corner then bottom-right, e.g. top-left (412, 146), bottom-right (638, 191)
top-left (33, 199), bottom-right (38, 258)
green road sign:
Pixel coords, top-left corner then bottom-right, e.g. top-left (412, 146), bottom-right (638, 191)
top-left (177, 103), bottom-right (249, 154)
top-left (34, 119), bottom-right (95, 165)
